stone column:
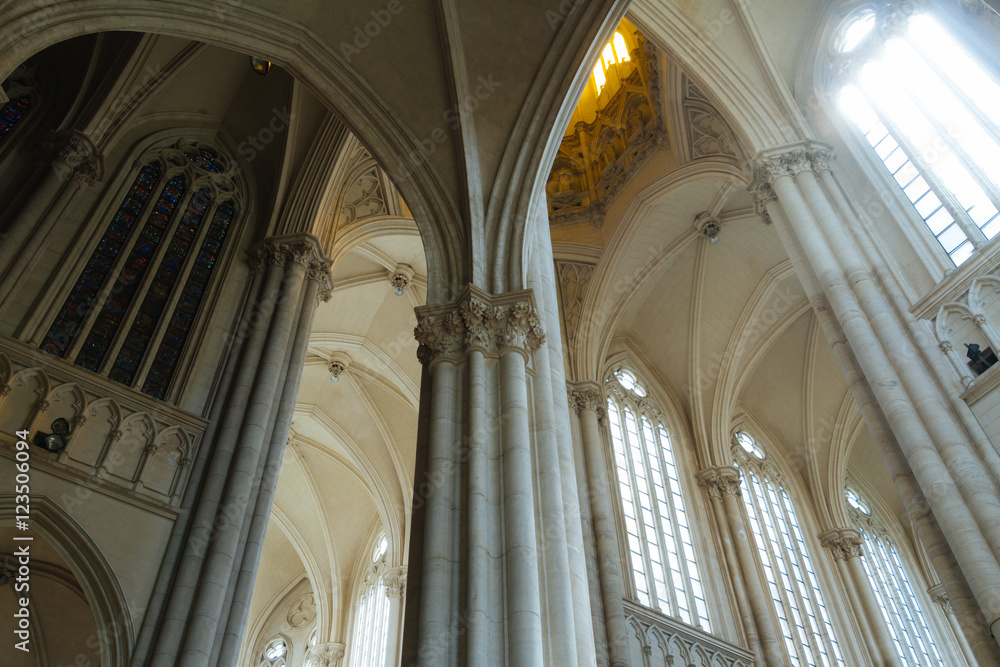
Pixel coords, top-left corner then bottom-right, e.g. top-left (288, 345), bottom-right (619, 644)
top-left (928, 584), bottom-right (979, 667)
top-left (0, 132), bottom-right (102, 305)
top-left (383, 567), bottom-right (406, 667)
top-left (696, 467), bottom-right (785, 667)
top-left (404, 285), bottom-right (589, 667)
top-left (310, 642), bottom-right (346, 667)
top-left (142, 234), bottom-right (332, 667)
top-left (751, 178), bottom-right (998, 665)
top-left (695, 467), bottom-right (762, 666)
top-left (570, 383), bottom-right (630, 667)
top-left (753, 145), bottom-right (1000, 648)
top-left (820, 529), bottom-right (899, 666)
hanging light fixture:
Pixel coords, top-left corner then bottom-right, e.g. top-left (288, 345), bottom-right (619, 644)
top-left (250, 56), bottom-right (272, 76)
top-left (390, 264), bottom-right (415, 297)
top-left (694, 212), bottom-right (722, 245)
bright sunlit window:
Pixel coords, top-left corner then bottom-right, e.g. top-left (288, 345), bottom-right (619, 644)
top-left (593, 31), bottom-right (631, 95)
top-left (260, 637), bottom-right (287, 667)
top-left (734, 433), bottom-right (845, 665)
top-left (606, 368), bottom-right (711, 631)
top-left (845, 487), bottom-right (945, 665)
top-left (351, 533), bottom-right (391, 667)
top-left (835, 8), bottom-right (1000, 266)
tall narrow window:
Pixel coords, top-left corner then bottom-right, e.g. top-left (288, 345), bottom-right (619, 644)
top-left (845, 486), bottom-right (945, 666)
top-left (592, 30), bottom-right (633, 96)
top-left (40, 142), bottom-right (239, 401)
top-left (605, 367), bottom-right (711, 631)
top-left (350, 534), bottom-right (391, 667)
top-left (833, 6), bottom-right (1000, 265)
top-left (734, 432), bottom-right (845, 666)
top-left (0, 62), bottom-right (36, 144)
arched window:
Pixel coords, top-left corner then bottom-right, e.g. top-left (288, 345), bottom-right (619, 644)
top-left (733, 431), bottom-right (845, 665)
top-left (845, 486), bottom-right (945, 665)
top-left (40, 142), bottom-right (240, 401)
top-left (592, 30), bottom-right (633, 96)
top-left (0, 61), bottom-right (37, 144)
top-left (605, 367), bottom-right (711, 631)
top-left (832, 5), bottom-right (1000, 266)
top-left (259, 636), bottom-right (288, 667)
top-left (350, 533), bottom-right (391, 667)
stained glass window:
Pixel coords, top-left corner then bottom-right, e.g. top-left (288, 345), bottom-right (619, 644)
top-left (0, 96), bottom-right (31, 143)
top-left (834, 7), bottom-right (1000, 266)
top-left (606, 368), bottom-right (711, 631)
top-left (40, 144), bottom-right (238, 402)
top-left (846, 487), bottom-right (945, 666)
top-left (350, 533), bottom-right (391, 667)
top-left (734, 432), bottom-right (845, 666)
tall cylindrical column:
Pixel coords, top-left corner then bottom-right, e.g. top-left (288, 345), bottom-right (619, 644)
top-left (573, 384), bottom-right (631, 667)
top-left (929, 585), bottom-right (979, 667)
top-left (820, 529), bottom-right (900, 666)
top-left (384, 567), bottom-right (407, 667)
top-left (755, 148), bottom-right (1000, 642)
top-left (697, 467), bottom-right (785, 667)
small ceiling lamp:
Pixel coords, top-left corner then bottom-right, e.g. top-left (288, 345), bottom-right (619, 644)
top-left (695, 212), bottom-right (722, 245)
top-left (33, 417), bottom-right (72, 453)
top-left (250, 56), bottom-right (272, 76)
top-left (390, 264), bottom-right (415, 297)
top-left (328, 360), bottom-right (346, 383)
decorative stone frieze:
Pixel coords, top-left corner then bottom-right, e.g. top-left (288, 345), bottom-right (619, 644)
top-left (696, 466), bottom-right (743, 500)
top-left (414, 285), bottom-right (546, 364)
top-left (819, 528), bottom-right (865, 561)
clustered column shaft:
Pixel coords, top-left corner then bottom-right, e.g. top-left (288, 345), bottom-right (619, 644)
top-left (133, 234), bottom-right (332, 667)
top-left (752, 142), bottom-right (1000, 659)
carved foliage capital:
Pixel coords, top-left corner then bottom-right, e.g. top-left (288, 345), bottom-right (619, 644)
top-left (696, 466), bottom-right (742, 500)
top-left (753, 144), bottom-right (835, 186)
top-left (44, 131), bottom-right (103, 183)
top-left (820, 528), bottom-right (864, 561)
top-left (414, 288), bottom-right (546, 364)
top-left (384, 566), bottom-right (407, 599)
top-left (309, 643), bottom-right (346, 667)
top-left (927, 584), bottom-right (954, 615)
top-left (568, 386), bottom-right (606, 418)
top-left (251, 236), bottom-right (334, 300)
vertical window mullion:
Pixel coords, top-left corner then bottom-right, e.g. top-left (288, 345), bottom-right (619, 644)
top-left (652, 423), bottom-right (683, 620)
top-left (858, 85), bottom-right (988, 247)
top-left (98, 183), bottom-right (198, 375)
top-left (130, 196), bottom-right (220, 389)
top-left (638, 415), bottom-right (673, 616)
top-left (624, 407), bottom-right (657, 611)
top-left (62, 170), bottom-right (173, 362)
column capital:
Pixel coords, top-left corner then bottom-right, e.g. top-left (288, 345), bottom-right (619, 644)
top-left (751, 142), bottom-right (835, 185)
top-left (250, 233), bottom-right (334, 300)
top-left (414, 285), bottom-right (546, 364)
top-left (308, 642), bottom-right (346, 667)
top-left (567, 382), bottom-right (606, 419)
top-left (42, 131), bottom-right (103, 184)
top-left (384, 566), bottom-right (407, 599)
top-left (819, 528), bottom-right (865, 561)
top-left (927, 584), bottom-right (954, 615)
top-left (696, 466), bottom-right (743, 500)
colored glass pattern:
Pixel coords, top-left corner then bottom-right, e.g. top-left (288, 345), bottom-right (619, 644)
top-left (75, 174), bottom-right (186, 372)
top-left (142, 200), bottom-right (237, 400)
top-left (0, 96), bottom-right (31, 142)
top-left (186, 147), bottom-right (224, 173)
top-left (41, 163), bottom-right (162, 357)
top-left (109, 188), bottom-right (212, 386)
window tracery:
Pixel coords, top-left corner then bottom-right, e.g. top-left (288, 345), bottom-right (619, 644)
top-left (831, 4), bottom-right (1000, 265)
top-left (350, 532), bottom-right (391, 667)
top-left (845, 486), bottom-right (945, 665)
top-left (605, 366), bottom-right (711, 631)
top-left (733, 432), bottom-right (845, 665)
top-left (40, 142), bottom-right (241, 401)
top-left (260, 636), bottom-right (288, 667)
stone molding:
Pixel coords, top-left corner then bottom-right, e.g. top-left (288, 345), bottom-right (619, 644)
top-left (250, 234), bottom-right (334, 301)
top-left (696, 466), bottom-right (743, 500)
top-left (414, 285), bottom-right (546, 364)
top-left (384, 566), bottom-right (407, 599)
top-left (308, 642), bottom-right (346, 667)
top-left (819, 528), bottom-right (865, 561)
